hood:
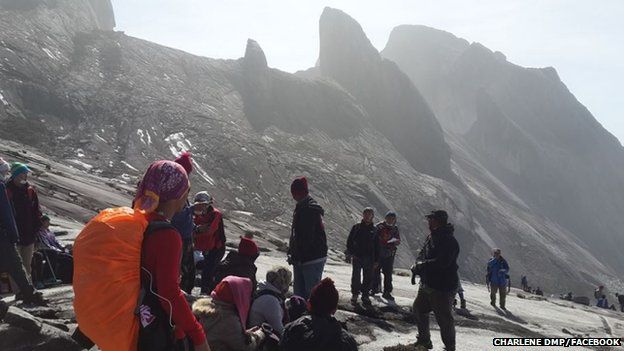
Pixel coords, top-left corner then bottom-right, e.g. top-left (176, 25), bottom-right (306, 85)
top-left (432, 223), bottom-right (454, 236)
top-left (258, 280), bottom-right (282, 294)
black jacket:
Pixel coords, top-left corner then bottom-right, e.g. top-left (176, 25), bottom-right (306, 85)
top-left (213, 251), bottom-right (258, 292)
top-left (346, 221), bottom-right (379, 262)
top-left (280, 315), bottom-right (358, 351)
top-left (417, 224), bottom-right (460, 293)
top-left (0, 180), bottom-right (19, 243)
top-left (288, 196), bottom-right (327, 264)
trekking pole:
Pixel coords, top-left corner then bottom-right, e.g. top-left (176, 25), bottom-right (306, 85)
top-left (42, 250), bottom-right (60, 285)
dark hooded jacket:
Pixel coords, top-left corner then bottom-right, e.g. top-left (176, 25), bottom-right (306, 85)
top-left (417, 224), bottom-right (460, 293)
top-left (280, 315), bottom-right (358, 351)
top-left (0, 180), bottom-right (19, 243)
top-left (288, 196), bottom-right (327, 264)
top-left (213, 251), bottom-right (258, 292)
top-left (346, 221), bottom-right (379, 261)
top-left (6, 181), bottom-right (42, 246)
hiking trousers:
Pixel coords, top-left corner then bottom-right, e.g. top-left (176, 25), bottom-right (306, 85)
top-left (293, 258), bottom-right (326, 299)
top-left (413, 286), bottom-right (455, 351)
top-left (179, 239), bottom-right (196, 294)
top-left (373, 254), bottom-right (394, 294)
top-left (351, 256), bottom-right (374, 296)
top-left (490, 285), bottom-right (507, 308)
top-left (0, 238), bottom-right (34, 296)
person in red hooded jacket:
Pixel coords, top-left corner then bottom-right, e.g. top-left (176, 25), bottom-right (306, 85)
top-left (193, 191), bottom-right (226, 294)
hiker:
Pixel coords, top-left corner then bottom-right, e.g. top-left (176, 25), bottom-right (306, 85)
top-left (597, 295), bottom-right (609, 309)
top-left (249, 266), bottom-right (292, 337)
top-left (211, 236), bottom-right (259, 293)
top-left (193, 191), bottom-right (226, 294)
top-left (535, 287), bottom-right (543, 296)
top-left (521, 275), bottom-right (528, 292)
top-left (0, 158), bottom-right (45, 305)
top-left (6, 162), bottom-right (42, 284)
top-left (411, 210), bottom-right (460, 351)
top-left (287, 176), bottom-right (327, 299)
top-left (345, 207), bottom-right (379, 306)
top-left (31, 215), bottom-right (73, 286)
top-left (193, 276), bottom-right (268, 351)
top-left (280, 278), bottom-right (358, 351)
top-left (564, 292), bottom-right (573, 301)
top-left (135, 160), bottom-right (210, 351)
top-left (615, 293), bottom-right (624, 312)
top-left (594, 285), bottom-right (605, 301)
top-left (171, 152), bottom-right (197, 294)
top-left (372, 211), bottom-right (400, 300)
top-left (487, 248), bottom-right (510, 310)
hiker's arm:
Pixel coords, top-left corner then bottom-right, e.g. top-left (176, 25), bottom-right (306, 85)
top-left (31, 188), bottom-right (43, 231)
top-left (151, 231), bottom-right (206, 346)
top-left (420, 236), bottom-right (456, 269)
top-left (0, 183), bottom-right (19, 242)
top-left (346, 225), bottom-right (355, 255)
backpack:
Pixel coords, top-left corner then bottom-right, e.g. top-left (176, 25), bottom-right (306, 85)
top-left (73, 207), bottom-right (150, 351)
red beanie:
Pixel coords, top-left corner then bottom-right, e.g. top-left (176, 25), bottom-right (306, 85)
top-left (238, 237), bottom-right (259, 258)
top-left (290, 176), bottom-right (309, 198)
top-left (174, 151), bottom-right (193, 175)
top-left (308, 278), bottom-right (339, 316)
top-left (211, 280), bottom-right (234, 303)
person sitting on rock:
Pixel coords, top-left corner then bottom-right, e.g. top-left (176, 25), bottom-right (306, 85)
top-left (594, 285), bottom-right (605, 301)
top-left (345, 207), bottom-right (379, 306)
top-left (210, 236), bottom-right (259, 293)
top-left (193, 276), bottom-right (267, 351)
top-left (535, 287), bottom-right (544, 296)
top-left (31, 215), bottom-right (73, 286)
top-left (193, 191), bottom-right (226, 294)
top-left (280, 278), bottom-right (358, 351)
top-left (248, 266), bottom-right (292, 337)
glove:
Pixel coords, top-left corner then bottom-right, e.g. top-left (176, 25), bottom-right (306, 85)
top-left (286, 255), bottom-right (293, 265)
top-left (344, 254), bottom-right (352, 264)
top-left (410, 262), bottom-right (421, 285)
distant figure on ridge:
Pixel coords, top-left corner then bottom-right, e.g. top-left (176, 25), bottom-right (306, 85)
top-left (287, 176), bottom-right (327, 299)
top-left (487, 248), bottom-right (510, 310)
top-left (615, 293), bottom-right (624, 312)
top-left (521, 275), bottom-right (528, 292)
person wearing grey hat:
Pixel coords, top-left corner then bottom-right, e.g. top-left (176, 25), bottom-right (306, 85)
top-left (0, 158), bottom-right (45, 307)
top-left (193, 191), bottom-right (226, 294)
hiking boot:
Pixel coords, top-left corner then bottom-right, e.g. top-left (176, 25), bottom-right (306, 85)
top-left (501, 306), bottom-right (507, 311)
top-left (382, 292), bottom-right (394, 301)
top-left (361, 295), bottom-right (372, 306)
top-left (350, 294), bottom-right (358, 305)
top-left (460, 299), bottom-right (467, 309)
top-left (370, 288), bottom-right (381, 296)
top-left (490, 301), bottom-right (496, 307)
top-left (414, 338), bottom-right (433, 350)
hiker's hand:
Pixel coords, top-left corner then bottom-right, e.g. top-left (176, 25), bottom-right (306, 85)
top-left (195, 341), bottom-right (211, 351)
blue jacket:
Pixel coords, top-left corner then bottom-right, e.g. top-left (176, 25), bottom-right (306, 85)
top-left (171, 202), bottom-right (194, 243)
top-left (487, 257), bottom-right (509, 286)
top-left (0, 180), bottom-right (19, 243)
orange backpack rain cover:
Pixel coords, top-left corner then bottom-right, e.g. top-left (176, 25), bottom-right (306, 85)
top-left (73, 207), bottom-right (148, 351)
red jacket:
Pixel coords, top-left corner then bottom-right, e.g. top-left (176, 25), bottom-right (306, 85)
top-left (6, 182), bottom-right (42, 246)
top-left (143, 213), bottom-right (206, 346)
top-left (193, 208), bottom-right (225, 252)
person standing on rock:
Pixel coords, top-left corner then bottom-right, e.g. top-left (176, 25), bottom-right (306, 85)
top-left (615, 293), bottom-right (624, 312)
top-left (171, 151), bottom-right (197, 294)
top-left (0, 158), bottom-right (45, 306)
top-left (193, 191), bottom-right (226, 294)
top-left (372, 211), bottom-right (400, 300)
top-left (287, 176), bottom-right (327, 299)
top-left (486, 248), bottom-right (510, 310)
top-left (346, 207), bottom-right (379, 306)
top-left (411, 210), bottom-right (459, 351)
top-left (6, 162), bottom-right (43, 288)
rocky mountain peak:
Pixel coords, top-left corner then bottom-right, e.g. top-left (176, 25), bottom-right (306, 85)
top-left (243, 38), bottom-right (268, 71)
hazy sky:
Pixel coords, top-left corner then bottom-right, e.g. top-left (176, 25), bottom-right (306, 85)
top-left (111, 0), bottom-right (623, 143)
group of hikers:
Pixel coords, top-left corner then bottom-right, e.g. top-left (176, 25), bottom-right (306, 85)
top-left (1, 153), bottom-right (623, 351)
top-left (594, 285), bottom-right (624, 312)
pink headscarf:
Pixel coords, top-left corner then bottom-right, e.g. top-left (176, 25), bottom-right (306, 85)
top-left (134, 160), bottom-right (189, 213)
top-left (211, 276), bottom-right (253, 327)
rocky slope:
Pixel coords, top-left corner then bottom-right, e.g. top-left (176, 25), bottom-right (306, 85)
top-left (0, 1), bottom-right (621, 294)
top-left (382, 25), bottom-right (624, 275)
